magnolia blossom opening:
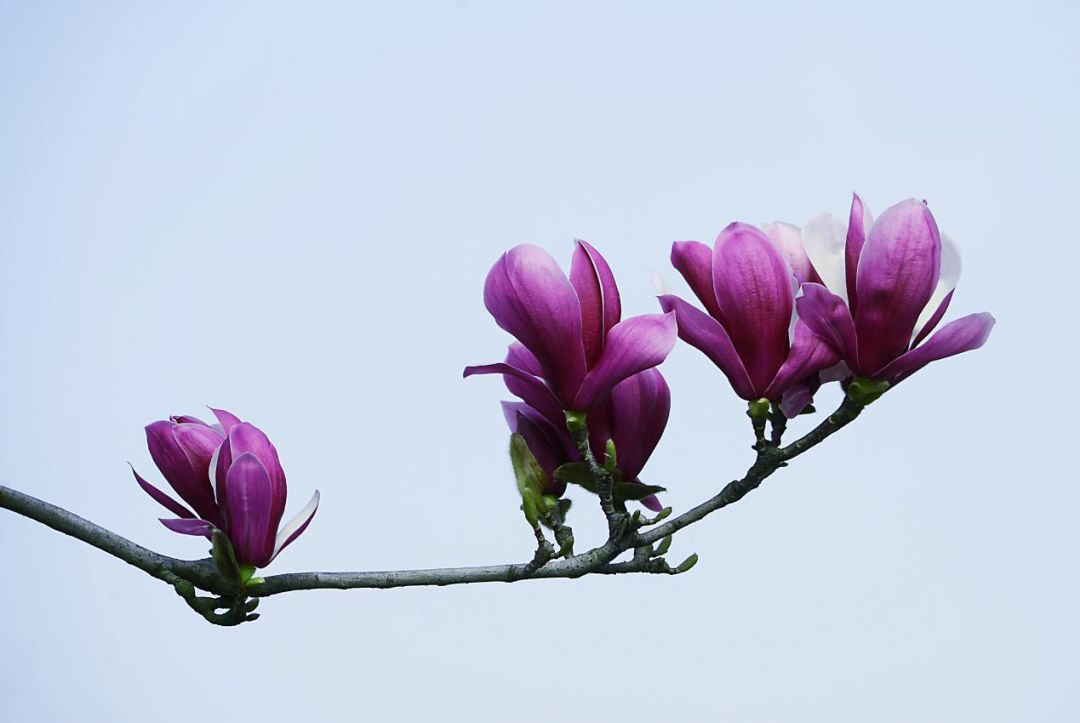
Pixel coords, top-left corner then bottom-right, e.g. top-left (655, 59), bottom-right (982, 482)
top-left (792, 195), bottom-right (995, 384)
top-left (132, 409), bottom-right (319, 569)
top-left (659, 223), bottom-right (840, 416)
top-left (466, 241), bottom-right (676, 509)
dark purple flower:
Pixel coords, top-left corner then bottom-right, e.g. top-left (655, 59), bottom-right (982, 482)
top-left (133, 408), bottom-right (319, 569)
top-left (503, 368), bottom-right (670, 512)
top-left (795, 196), bottom-right (995, 384)
top-left (659, 222), bottom-right (840, 414)
top-left (464, 241), bottom-right (677, 413)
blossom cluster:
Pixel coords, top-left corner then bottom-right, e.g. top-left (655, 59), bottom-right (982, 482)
top-left (133, 193), bottom-right (993, 570)
top-left (467, 194), bottom-right (993, 512)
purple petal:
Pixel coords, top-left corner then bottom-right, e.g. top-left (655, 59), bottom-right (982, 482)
top-left (209, 408), bottom-right (243, 434)
top-left (464, 362), bottom-right (564, 423)
top-left (571, 312), bottom-right (677, 410)
top-left (272, 490), bottom-right (320, 562)
top-left (912, 235), bottom-right (962, 346)
top-left (711, 223), bottom-right (795, 391)
top-left (570, 240), bottom-right (622, 367)
top-left (658, 294), bottom-right (755, 399)
top-left (170, 414), bottom-right (210, 426)
top-left (763, 321), bottom-right (841, 399)
top-left (159, 517), bottom-right (215, 537)
top-left (763, 222), bottom-right (821, 285)
top-left (483, 245), bottom-right (588, 406)
top-left (172, 423), bottom-right (226, 525)
top-left (912, 289), bottom-right (954, 349)
top-left (640, 494), bottom-right (663, 513)
top-left (224, 452), bottom-right (276, 568)
top-left (145, 420), bottom-right (221, 525)
top-left (227, 422), bottom-right (287, 532)
top-left (875, 313), bottom-right (995, 384)
top-left (506, 342), bottom-right (543, 375)
top-left (779, 385), bottom-right (814, 418)
top-left (502, 402), bottom-right (573, 494)
top-left (132, 465), bottom-right (195, 519)
top-left (609, 368), bottom-right (670, 481)
top-left (795, 283), bottom-right (860, 371)
top-left (819, 360), bottom-right (853, 384)
top-left (670, 240), bottom-right (724, 322)
top-left (854, 199), bottom-right (942, 374)
top-left (845, 193), bottom-right (872, 313)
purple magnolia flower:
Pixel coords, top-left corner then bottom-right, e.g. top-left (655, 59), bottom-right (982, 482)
top-left (794, 195), bottom-right (995, 384)
top-left (464, 241), bottom-right (677, 414)
top-left (502, 368), bottom-right (670, 511)
top-left (658, 222), bottom-right (840, 415)
top-left (132, 409), bottom-right (319, 569)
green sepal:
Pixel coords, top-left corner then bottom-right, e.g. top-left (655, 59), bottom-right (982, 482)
top-left (564, 410), bottom-right (587, 435)
top-left (655, 535), bottom-right (672, 556)
top-left (520, 487), bottom-right (541, 529)
top-left (674, 553), bottom-right (699, 574)
top-left (615, 481), bottom-right (666, 501)
top-left (541, 494), bottom-right (560, 514)
top-left (604, 439), bottom-right (618, 474)
top-left (652, 507), bottom-right (672, 523)
top-left (847, 377), bottom-right (890, 406)
top-left (238, 564), bottom-right (257, 585)
top-left (554, 462), bottom-right (596, 490)
top-left (554, 526), bottom-right (575, 557)
top-left (211, 529), bottom-right (243, 585)
top-left (510, 433), bottom-right (548, 499)
top-left (747, 398), bottom-right (770, 421)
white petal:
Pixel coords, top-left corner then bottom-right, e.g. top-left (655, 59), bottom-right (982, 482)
top-left (209, 443), bottom-right (222, 500)
top-left (913, 233), bottom-right (963, 341)
top-left (801, 211), bottom-right (848, 301)
top-left (272, 489), bottom-right (321, 559)
top-left (651, 271), bottom-right (672, 294)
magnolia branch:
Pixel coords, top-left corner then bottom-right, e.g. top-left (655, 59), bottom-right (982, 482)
top-left (0, 395), bottom-right (864, 626)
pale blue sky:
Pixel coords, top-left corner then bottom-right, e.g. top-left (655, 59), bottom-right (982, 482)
top-left (1, 2), bottom-right (1077, 721)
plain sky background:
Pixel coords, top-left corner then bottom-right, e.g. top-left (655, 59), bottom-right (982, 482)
top-left (1, 2), bottom-right (1077, 721)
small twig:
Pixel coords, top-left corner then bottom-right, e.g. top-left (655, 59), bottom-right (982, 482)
top-left (565, 412), bottom-right (627, 542)
top-left (768, 403), bottom-right (788, 446)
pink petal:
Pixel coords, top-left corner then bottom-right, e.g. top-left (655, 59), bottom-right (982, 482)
top-left (571, 313), bottom-right (677, 410)
top-left (659, 294), bottom-right (755, 399)
top-left (763, 321), bottom-right (841, 399)
top-left (609, 368), bottom-right (670, 482)
top-left (132, 465), bottom-right (195, 520)
top-left (845, 192), bottom-right (872, 313)
top-left (159, 517), bottom-right (215, 537)
top-left (875, 313), bottom-right (995, 384)
top-left (763, 222), bottom-right (821, 285)
top-left (228, 422), bottom-right (287, 532)
top-left (569, 240), bottom-right (622, 367)
top-left (670, 240), bottom-right (724, 322)
top-left (464, 361), bottom-right (563, 423)
top-left (711, 223), bottom-right (795, 391)
top-left (794, 283), bottom-right (860, 369)
top-left (209, 408), bottom-right (243, 434)
top-left (483, 245), bottom-right (588, 405)
top-left (225, 452), bottom-right (276, 568)
top-left (854, 199), bottom-right (942, 374)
